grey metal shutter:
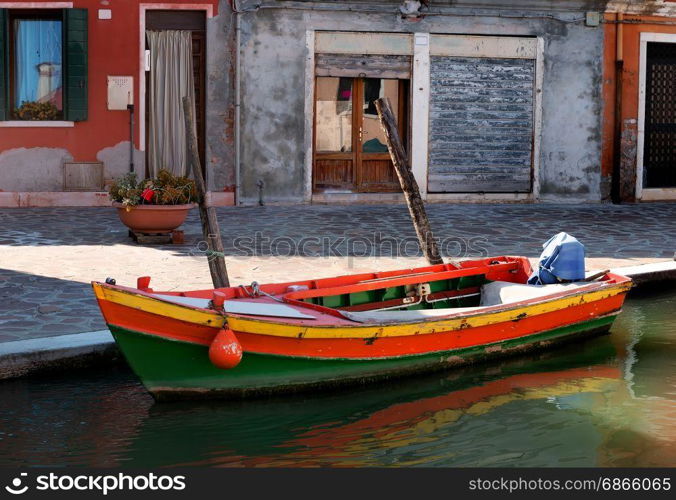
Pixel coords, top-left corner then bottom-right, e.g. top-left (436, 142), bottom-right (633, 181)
top-left (428, 56), bottom-right (535, 193)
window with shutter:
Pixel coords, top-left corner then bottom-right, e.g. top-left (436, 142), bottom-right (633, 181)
top-left (63, 8), bottom-right (87, 122)
top-left (0, 7), bottom-right (87, 122)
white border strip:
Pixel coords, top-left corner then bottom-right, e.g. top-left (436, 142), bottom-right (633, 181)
top-left (532, 37), bottom-right (544, 200)
top-left (303, 30), bottom-right (315, 202)
top-left (0, 121), bottom-right (73, 127)
top-left (412, 33), bottom-right (430, 197)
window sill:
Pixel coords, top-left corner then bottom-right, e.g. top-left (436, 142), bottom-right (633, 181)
top-left (0, 121), bottom-right (75, 128)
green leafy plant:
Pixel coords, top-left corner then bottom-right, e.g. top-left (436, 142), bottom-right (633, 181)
top-left (109, 170), bottom-right (198, 209)
top-left (14, 101), bottom-right (60, 121)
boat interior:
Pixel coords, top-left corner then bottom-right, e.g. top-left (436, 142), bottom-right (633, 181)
top-left (125, 257), bottom-right (622, 322)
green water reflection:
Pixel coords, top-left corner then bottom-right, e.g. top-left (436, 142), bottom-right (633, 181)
top-left (0, 290), bottom-right (674, 467)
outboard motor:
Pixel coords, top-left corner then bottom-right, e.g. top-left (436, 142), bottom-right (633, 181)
top-left (528, 232), bottom-right (585, 285)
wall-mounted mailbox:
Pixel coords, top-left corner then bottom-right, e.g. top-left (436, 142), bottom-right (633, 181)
top-left (107, 76), bottom-right (133, 110)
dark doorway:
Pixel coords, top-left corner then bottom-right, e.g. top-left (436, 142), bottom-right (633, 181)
top-left (643, 42), bottom-right (676, 189)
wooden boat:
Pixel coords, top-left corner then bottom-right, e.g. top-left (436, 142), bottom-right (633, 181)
top-left (92, 256), bottom-right (632, 400)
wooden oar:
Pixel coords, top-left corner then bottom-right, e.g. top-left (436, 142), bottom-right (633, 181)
top-left (584, 270), bottom-right (610, 282)
top-left (182, 96), bottom-right (230, 288)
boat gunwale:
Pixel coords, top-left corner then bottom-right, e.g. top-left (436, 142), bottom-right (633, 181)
top-left (93, 273), bottom-right (632, 334)
top-left (225, 281), bottom-right (632, 338)
top-left (91, 258), bottom-right (518, 321)
top-left (283, 278), bottom-right (631, 326)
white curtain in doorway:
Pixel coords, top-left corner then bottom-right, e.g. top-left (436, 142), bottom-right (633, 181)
top-left (146, 30), bottom-right (196, 177)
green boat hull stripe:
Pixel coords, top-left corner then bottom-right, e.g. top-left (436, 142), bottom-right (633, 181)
top-left (108, 313), bottom-right (618, 399)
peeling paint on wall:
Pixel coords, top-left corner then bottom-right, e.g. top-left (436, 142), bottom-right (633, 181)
top-left (96, 142), bottom-right (145, 181)
top-left (0, 148), bottom-right (73, 191)
top-left (206, 7), bottom-right (237, 192)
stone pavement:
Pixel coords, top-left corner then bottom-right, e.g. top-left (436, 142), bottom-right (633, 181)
top-left (0, 202), bottom-right (674, 343)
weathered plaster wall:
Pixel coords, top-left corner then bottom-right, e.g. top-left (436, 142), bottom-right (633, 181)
top-left (0, 143), bottom-right (145, 192)
top-left (238, 1), bottom-right (607, 203)
top-left (0, 148), bottom-right (73, 191)
top-left (96, 142), bottom-right (144, 181)
top-left (537, 24), bottom-right (605, 200)
top-left (206, 4), bottom-right (237, 192)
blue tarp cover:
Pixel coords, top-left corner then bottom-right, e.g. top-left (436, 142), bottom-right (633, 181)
top-left (528, 232), bottom-right (585, 285)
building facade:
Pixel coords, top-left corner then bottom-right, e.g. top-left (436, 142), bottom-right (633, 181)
top-left (603, 0), bottom-right (676, 202)
top-left (236, 0), bottom-right (609, 205)
top-left (0, 0), bottom-right (235, 207)
top-left (3, 1), bottom-right (672, 207)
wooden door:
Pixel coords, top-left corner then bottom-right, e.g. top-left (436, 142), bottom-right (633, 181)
top-left (313, 77), bottom-right (408, 193)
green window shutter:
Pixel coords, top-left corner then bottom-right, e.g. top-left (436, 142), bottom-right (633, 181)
top-left (0, 9), bottom-right (7, 121)
top-left (63, 8), bottom-right (88, 121)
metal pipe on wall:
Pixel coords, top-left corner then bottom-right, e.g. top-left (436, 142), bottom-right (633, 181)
top-left (611, 12), bottom-right (624, 203)
top-left (234, 0), bottom-right (242, 205)
top-left (128, 104), bottom-right (135, 174)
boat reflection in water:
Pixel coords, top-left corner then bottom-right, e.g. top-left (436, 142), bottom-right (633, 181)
top-left (147, 336), bottom-right (625, 467)
top-left (0, 291), bottom-right (673, 467)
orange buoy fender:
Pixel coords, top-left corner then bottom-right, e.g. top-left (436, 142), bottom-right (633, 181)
top-left (208, 328), bottom-right (242, 369)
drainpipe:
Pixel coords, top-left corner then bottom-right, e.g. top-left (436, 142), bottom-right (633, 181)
top-left (234, 1), bottom-right (242, 205)
top-left (128, 103), bottom-right (135, 174)
top-left (611, 12), bottom-right (624, 203)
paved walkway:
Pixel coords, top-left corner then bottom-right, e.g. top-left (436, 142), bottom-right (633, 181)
top-left (1, 203), bottom-right (674, 343)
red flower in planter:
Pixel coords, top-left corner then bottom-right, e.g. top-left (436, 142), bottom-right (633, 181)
top-left (141, 188), bottom-right (155, 202)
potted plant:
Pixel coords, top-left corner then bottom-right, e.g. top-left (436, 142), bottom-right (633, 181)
top-left (109, 170), bottom-right (197, 234)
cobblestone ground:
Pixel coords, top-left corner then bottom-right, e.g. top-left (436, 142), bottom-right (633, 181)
top-left (0, 203), bottom-right (674, 342)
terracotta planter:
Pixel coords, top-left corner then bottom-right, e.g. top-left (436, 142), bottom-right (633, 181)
top-left (113, 202), bottom-right (195, 234)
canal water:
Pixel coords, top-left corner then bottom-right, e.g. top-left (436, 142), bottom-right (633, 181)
top-left (1, 290), bottom-right (674, 467)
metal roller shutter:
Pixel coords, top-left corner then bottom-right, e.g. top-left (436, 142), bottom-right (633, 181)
top-left (428, 39), bottom-right (537, 193)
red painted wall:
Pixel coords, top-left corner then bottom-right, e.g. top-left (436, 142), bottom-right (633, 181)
top-left (0, 0), bottom-right (218, 162)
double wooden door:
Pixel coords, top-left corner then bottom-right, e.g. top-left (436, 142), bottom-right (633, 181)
top-left (313, 77), bottom-right (408, 193)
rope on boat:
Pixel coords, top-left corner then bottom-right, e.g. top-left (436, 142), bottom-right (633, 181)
top-left (238, 281), bottom-right (284, 303)
top-left (251, 281), bottom-right (284, 303)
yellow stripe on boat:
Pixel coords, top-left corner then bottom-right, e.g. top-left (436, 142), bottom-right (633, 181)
top-left (93, 281), bottom-right (630, 340)
top-left (227, 283), bottom-right (631, 339)
top-left (93, 282), bottom-right (225, 328)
